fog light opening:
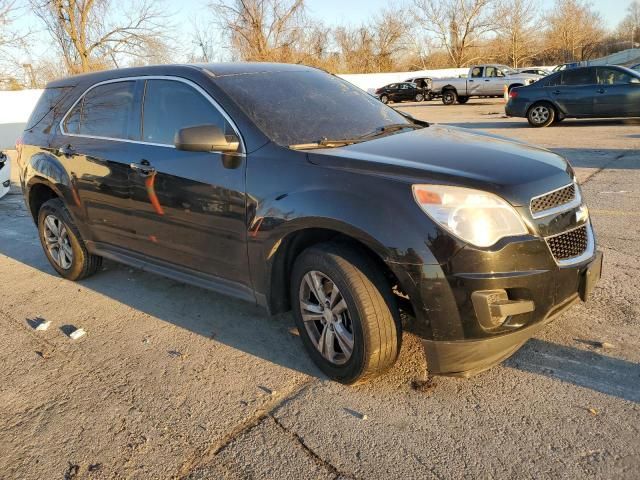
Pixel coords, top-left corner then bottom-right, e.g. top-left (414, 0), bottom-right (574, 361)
top-left (471, 290), bottom-right (535, 330)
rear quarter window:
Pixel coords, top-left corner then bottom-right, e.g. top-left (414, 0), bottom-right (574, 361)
top-left (25, 86), bottom-right (74, 131)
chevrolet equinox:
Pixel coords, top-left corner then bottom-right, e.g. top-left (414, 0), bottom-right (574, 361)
top-left (18, 63), bottom-right (602, 383)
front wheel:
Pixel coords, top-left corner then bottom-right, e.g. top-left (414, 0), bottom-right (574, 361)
top-left (457, 96), bottom-right (469, 104)
top-left (527, 103), bottom-right (556, 127)
top-left (442, 90), bottom-right (457, 105)
top-left (38, 198), bottom-right (102, 280)
top-left (415, 93), bottom-right (424, 102)
top-left (380, 95), bottom-right (389, 104)
top-left (291, 243), bottom-right (400, 384)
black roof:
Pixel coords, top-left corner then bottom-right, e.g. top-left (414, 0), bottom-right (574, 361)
top-left (47, 62), bottom-right (317, 88)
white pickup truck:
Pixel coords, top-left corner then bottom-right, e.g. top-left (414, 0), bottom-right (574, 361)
top-left (431, 64), bottom-right (543, 105)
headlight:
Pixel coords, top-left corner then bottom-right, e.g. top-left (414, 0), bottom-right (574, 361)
top-left (412, 185), bottom-right (528, 247)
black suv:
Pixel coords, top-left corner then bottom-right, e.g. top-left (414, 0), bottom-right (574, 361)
top-left (18, 63), bottom-right (602, 383)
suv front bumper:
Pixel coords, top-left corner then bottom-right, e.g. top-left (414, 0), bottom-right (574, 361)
top-left (421, 250), bottom-right (603, 377)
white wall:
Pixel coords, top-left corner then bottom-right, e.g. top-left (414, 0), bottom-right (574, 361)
top-left (0, 89), bottom-right (43, 148)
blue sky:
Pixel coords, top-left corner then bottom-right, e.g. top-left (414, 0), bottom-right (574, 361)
top-left (9, 0), bottom-right (634, 64)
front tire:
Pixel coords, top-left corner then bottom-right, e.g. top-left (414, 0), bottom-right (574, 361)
top-left (442, 90), bottom-right (457, 105)
top-left (457, 96), bottom-right (469, 104)
top-left (527, 102), bottom-right (556, 127)
top-left (291, 243), bottom-right (400, 384)
top-left (380, 95), bottom-right (389, 104)
top-left (38, 198), bottom-right (102, 280)
top-left (415, 93), bottom-right (424, 102)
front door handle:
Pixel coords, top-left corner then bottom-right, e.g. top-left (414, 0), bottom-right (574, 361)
top-left (484, 79), bottom-right (490, 82)
top-left (552, 90), bottom-right (561, 95)
top-left (130, 160), bottom-right (156, 177)
top-left (597, 88), bottom-right (605, 94)
top-left (58, 144), bottom-right (75, 157)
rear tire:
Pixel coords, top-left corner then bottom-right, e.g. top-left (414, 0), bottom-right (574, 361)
top-left (291, 243), bottom-right (400, 384)
top-left (527, 102), bottom-right (556, 127)
top-left (442, 90), bottom-right (457, 105)
top-left (37, 198), bottom-right (102, 281)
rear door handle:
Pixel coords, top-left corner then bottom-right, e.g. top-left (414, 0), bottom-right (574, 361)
top-left (552, 90), bottom-right (561, 95)
top-left (130, 160), bottom-right (156, 177)
top-left (597, 88), bottom-right (605, 94)
top-left (484, 79), bottom-right (490, 82)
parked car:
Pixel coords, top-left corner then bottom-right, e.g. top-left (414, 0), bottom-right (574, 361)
top-left (375, 82), bottom-right (426, 103)
top-left (0, 151), bottom-right (10, 199)
top-left (506, 65), bottom-right (640, 127)
top-left (18, 63), bottom-right (602, 383)
top-left (517, 68), bottom-right (549, 76)
top-left (552, 62), bottom-right (582, 72)
top-left (431, 64), bottom-right (543, 104)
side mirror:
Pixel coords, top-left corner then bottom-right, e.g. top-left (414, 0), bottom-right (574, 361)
top-left (174, 125), bottom-right (240, 153)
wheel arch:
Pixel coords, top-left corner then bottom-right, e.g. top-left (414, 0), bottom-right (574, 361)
top-left (264, 224), bottom-right (413, 319)
top-left (27, 179), bottom-right (63, 222)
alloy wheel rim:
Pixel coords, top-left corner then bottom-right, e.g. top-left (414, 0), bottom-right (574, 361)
top-left (299, 270), bottom-right (354, 365)
top-left (43, 214), bottom-right (73, 270)
top-left (531, 106), bottom-right (549, 124)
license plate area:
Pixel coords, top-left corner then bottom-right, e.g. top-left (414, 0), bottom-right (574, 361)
top-left (579, 251), bottom-right (603, 301)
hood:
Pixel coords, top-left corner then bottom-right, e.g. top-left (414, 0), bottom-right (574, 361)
top-left (306, 125), bottom-right (572, 207)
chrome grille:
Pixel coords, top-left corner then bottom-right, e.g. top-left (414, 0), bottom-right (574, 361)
top-left (546, 225), bottom-right (588, 261)
top-left (531, 184), bottom-right (576, 215)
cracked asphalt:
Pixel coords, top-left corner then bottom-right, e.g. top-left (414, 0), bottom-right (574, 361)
top-left (1, 101), bottom-right (639, 479)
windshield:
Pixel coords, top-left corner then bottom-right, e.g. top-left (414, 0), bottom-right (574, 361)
top-left (213, 70), bottom-right (411, 147)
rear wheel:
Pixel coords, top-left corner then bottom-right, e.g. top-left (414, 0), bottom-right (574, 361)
top-left (37, 198), bottom-right (102, 280)
top-left (291, 243), bottom-right (400, 384)
top-left (380, 95), bottom-right (389, 104)
top-left (442, 90), bottom-right (457, 105)
top-left (457, 96), bottom-right (469, 104)
top-left (527, 102), bottom-right (556, 127)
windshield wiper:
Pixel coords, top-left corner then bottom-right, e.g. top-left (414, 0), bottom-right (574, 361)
top-left (289, 123), bottom-right (423, 150)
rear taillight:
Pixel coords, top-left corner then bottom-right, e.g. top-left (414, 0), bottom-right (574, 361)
top-left (509, 90), bottom-right (518, 99)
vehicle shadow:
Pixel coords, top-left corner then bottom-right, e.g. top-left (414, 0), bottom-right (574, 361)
top-left (505, 338), bottom-right (640, 403)
top-left (0, 195), bottom-right (322, 379)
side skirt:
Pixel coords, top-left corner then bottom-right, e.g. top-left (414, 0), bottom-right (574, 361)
top-left (87, 241), bottom-right (257, 305)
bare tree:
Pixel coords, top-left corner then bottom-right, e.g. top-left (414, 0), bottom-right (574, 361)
top-left (210, 0), bottom-right (307, 62)
top-left (0, 0), bottom-right (30, 78)
top-left (544, 0), bottom-right (605, 62)
top-left (493, 0), bottom-right (542, 67)
top-left (618, 0), bottom-right (640, 48)
top-left (413, 0), bottom-right (495, 67)
top-left (30, 0), bottom-right (171, 74)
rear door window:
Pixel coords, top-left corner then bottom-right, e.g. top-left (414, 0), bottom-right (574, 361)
top-left (141, 79), bottom-right (231, 146)
top-left (64, 81), bottom-right (136, 139)
top-left (561, 68), bottom-right (596, 86)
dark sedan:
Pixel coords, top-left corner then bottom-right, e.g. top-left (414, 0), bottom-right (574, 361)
top-left (506, 65), bottom-right (640, 127)
top-left (375, 82), bottom-right (425, 104)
